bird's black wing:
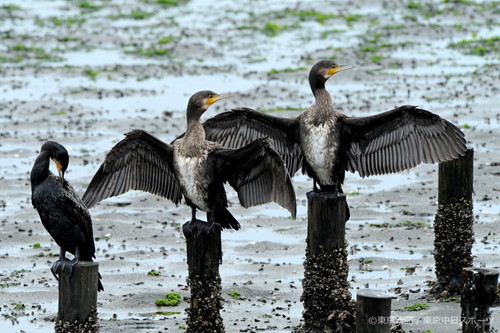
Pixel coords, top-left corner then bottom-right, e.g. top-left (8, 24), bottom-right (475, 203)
top-left (176, 107), bottom-right (303, 177)
top-left (210, 138), bottom-right (297, 218)
top-left (341, 105), bottom-right (467, 177)
top-left (82, 129), bottom-right (182, 208)
top-left (58, 186), bottom-right (96, 256)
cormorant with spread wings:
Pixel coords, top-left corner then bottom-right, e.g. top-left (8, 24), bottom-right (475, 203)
top-left (82, 90), bottom-right (296, 236)
top-left (197, 60), bottom-right (467, 198)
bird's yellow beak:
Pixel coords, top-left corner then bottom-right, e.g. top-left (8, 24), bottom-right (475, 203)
top-left (328, 64), bottom-right (354, 76)
top-left (207, 94), bottom-right (233, 106)
top-left (52, 158), bottom-right (65, 183)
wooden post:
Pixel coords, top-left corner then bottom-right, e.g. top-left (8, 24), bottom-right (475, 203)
top-left (461, 268), bottom-right (499, 333)
top-left (433, 148), bottom-right (474, 295)
top-left (56, 261), bottom-right (99, 332)
top-left (185, 222), bottom-right (224, 333)
top-left (306, 192), bottom-right (346, 254)
top-left (356, 290), bottom-right (394, 333)
top-left (298, 191), bottom-right (355, 333)
top-left (438, 148), bottom-right (474, 204)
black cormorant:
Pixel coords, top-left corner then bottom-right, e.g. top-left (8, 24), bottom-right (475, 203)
top-left (196, 60), bottom-right (467, 196)
top-left (31, 141), bottom-right (103, 291)
top-left (82, 90), bottom-right (296, 236)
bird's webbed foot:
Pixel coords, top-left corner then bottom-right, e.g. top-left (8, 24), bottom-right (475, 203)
top-left (51, 257), bottom-right (76, 280)
top-left (312, 179), bottom-right (321, 193)
top-left (321, 190), bottom-right (341, 204)
top-left (312, 179), bottom-right (340, 195)
top-left (312, 184), bottom-right (339, 201)
top-left (182, 219), bottom-right (214, 238)
top-left (51, 248), bottom-right (80, 279)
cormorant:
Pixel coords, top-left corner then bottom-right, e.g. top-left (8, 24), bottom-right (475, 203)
top-left (82, 90), bottom-right (296, 236)
top-left (196, 60), bottom-right (467, 196)
top-left (30, 141), bottom-right (103, 291)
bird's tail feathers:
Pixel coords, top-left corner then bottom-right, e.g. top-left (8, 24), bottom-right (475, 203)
top-left (208, 208), bottom-right (241, 230)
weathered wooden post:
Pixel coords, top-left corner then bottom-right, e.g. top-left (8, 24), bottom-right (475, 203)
top-left (356, 290), bottom-right (394, 333)
top-left (433, 148), bottom-right (474, 295)
top-left (297, 192), bottom-right (355, 333)
top-left (185, 222), bottom-right (224, 333)
top-left (56, 261), bottom-right (99, 332)
top-left (461, 268), bottom-right (499, 333)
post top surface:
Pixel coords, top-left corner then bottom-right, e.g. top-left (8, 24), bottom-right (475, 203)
top-left (356, 289), bottom-right (397, 299)
top-left (74, 261), bottom-right (99, 268)
top-left (463, 267), bottom-right (499, 276)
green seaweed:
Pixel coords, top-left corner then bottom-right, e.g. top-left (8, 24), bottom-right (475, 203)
top-left (227, 291), bottom-right (241, 300)
top-left (267, 67), bottom-right (307, 75)
top-left (156, 311), bottom-right (181, 316)
top-left (284, 9), bottom-right (338, 24)
top-left (155, 292), bottom-right (181, 306)
top-left (2, 4), bottom-right (20, 10)
top-left (344, 14), bottom-right (363, 22)
top-left (370, 55), bottom-right (382, 64)
top-left (4, 44), bottom-right (60, 62)
top-left (77, 1), bottom-right (102, 11)
top-left (46, 16), bottom-right (86, 27)
top-left (125, 47), bottom-right (169, 57)
top-left (148, 270), bottom-right (161, 276)
top-left (158, 36), bottom-right (174, 44)
top-left (83, 69), bottom-right (100, 80)
top-left (14, 302), bottom-right (24, 310)
top-left (262, 22), bottom-right (285, 37)
top-left (404, 303), bottom-right (430, 311)
top-left (143, 0), bottom-right (182, 6)
top-left (449, 36), bottom-right (499, 56)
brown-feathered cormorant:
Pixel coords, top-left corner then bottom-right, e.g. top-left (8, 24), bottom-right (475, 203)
top-left (197, 60), bottom-right (467, 196)
top-left (30, 141), bottom-right (103, 291)
top-left (82, 90), bottom-right (296, 236)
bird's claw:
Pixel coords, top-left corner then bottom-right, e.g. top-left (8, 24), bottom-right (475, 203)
top-left (322, 190), bottom-right (340, 204)
top-left (50, 264), bottom-right (60, 281)
top-left (50, 257), bottom-right (77, 280)
top-left (308, 188), bottom-right (339, 201)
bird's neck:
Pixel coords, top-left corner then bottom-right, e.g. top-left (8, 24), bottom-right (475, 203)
top-left (313, 88), bottom-right (334, 112)
top-left (185, 118), bottom-right (206, 142)
top-left (30, 151), bottom-right (50, 187)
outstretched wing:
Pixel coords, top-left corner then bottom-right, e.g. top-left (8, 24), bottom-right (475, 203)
top-left (82, 129), bottom-right (182, 208)
top-left (210, 137), bottom-right (297, 218)
top-left (341, 105), bottom-right (467, 177)
top-left (194, 107), bottom-right (303, 177)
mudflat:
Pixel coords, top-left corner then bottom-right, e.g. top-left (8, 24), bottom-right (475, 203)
top-left (0, 1), bottom-right (498, 332)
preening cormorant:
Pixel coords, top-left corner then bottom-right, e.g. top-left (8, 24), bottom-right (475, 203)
top-left (30, 141), bottom-right (103, 291)
top-left (197, 60), bottom-right (467, 195)
top-left (82, 90), bottom-right (296, 236)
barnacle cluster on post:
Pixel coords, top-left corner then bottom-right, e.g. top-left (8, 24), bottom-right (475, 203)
top-left (296, 246), bottom-right (355, 333)
top-left (55, 307), bottom-right (99, 333)
top-left (432, 197), bottom-right (474, 295)
top-left (185, 275), bottom-right (225, 333)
